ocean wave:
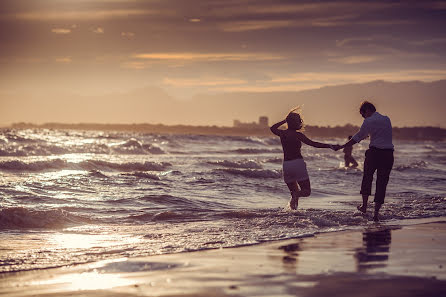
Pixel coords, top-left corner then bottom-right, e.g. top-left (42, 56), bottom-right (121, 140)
top-left (395, 160), bottom-right (428, 171)
top-left (264, 157), bottom-right (282, 164)
top-left (230, 148), bottom-right (282, 154)
top-left (88, 170), bottom-right (108, 178)
top-left (0, 144), bottom-right (70, 156)
top-left (138, 194), bottom-right (197, 207)
top-left (0, 207), bottom-right (86, 229)
top-left (215, 168), bottom-right (281, 178)
top-left (1, 131), bottom-right (39, 143)
top-left (109, 138), bottom-right (165, 155)
top-left (0, 139), bottom-right (165, 157)
top-left (225, 136), bottom-right (270, 145)
top-left (208, 159), bottom-right (262, 169)
top-left (124, 171), bottom-right (161, 180)
top-left (0, 159), bottom-right (172, 172)
top-left (127, 210), bottom-right (193, 222)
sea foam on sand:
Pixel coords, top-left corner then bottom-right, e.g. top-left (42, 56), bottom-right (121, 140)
top-left (1, 220), bottom-right (445, 297)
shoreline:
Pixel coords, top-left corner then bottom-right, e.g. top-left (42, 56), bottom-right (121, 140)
top-left (1, 219), bottom-right (445, 297)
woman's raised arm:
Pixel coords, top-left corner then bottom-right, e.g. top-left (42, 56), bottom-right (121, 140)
top-left (270, 119), bottom-right (287, 136)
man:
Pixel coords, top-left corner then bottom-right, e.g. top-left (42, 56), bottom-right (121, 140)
top-left (337, 101), bottom-right (394, 221)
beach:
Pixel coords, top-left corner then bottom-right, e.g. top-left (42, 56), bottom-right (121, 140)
top-left (1, 220), bottom-right (445, 297)
top-left (1, 129), bottom-right (446, 296)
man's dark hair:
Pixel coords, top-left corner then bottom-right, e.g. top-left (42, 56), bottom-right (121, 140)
top-left (359, 101), bottom-right (376, 114)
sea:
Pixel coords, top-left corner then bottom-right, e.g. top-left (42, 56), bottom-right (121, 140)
top-left (0, 128), bottom-right (445, 273)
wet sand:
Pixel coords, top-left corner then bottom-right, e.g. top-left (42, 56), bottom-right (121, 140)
top-left (1, 220), bottom-right (445, 297)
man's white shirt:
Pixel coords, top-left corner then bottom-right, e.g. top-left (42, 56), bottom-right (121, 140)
top-left (352, 112), bottom-right (394, 150)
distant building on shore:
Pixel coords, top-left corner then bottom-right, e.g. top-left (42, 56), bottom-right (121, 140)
top-left (233, 116), bottom-right (269, 128)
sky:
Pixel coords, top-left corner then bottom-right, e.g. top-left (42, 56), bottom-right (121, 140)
top-left (1, 0), bottom-right (446, 125)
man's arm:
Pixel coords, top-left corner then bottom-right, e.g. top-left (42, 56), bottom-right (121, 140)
top-left (339, 120), bottom-right (369, 149)
top-left (339, 138), bottom-right (357, 150)
top-left (270, 119), bottom-right (287, 136)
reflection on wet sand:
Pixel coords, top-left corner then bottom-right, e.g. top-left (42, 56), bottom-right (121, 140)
top-left (355, 228), bottom-right (392, 272)
top-left (279, 242), bottom-right (301, 264)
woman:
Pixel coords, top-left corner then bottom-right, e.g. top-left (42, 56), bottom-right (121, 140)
top-left (270, 109), bottom-right (337, 209)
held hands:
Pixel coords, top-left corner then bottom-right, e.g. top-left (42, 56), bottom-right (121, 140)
top-left (329, 144), bottom-right (342, 151)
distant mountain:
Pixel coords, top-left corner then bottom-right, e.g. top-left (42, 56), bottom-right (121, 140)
top-left (1, 80), bottom-right (445, 127)
top-left (188, 80), bottom-right (446, 128)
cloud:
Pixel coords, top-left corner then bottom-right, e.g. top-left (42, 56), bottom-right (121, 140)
top-left (217, 13), bottom-right (413, 32)
top-left (218, 20), bottom-right (294, 32)
top-left (163, 77), bottom-right (246, 87)
top-left (11, 9), bottom-right (157, 21)
top-left (270, 70), bottom-right (446, 85)
top-left (209, 2), bottom-right (397, 17)
top-left (430, 2), bottom-right (446, 10)
top-left (189, 18), bottom-right (201, 23)
top-left (92, 27), bottom-right (104, 34)
top-left (409, 38), bottom-right (446, 46)
top-left (55, 57), bottom-right (72, 64)
top-left (329, 55), bottom-right (380, 64)
top-left (209, 69), bottom-right (446, 93)
top-left (120, 61), bottom-right (148, 69)
top-left (121, 32), bottom-right (135, 38)
top-left (132, 52), bottom-right (284, 62)
top-left (335, 35), bottom-right (388, 47)
top-left (51, 28), bottom-right (72, 34)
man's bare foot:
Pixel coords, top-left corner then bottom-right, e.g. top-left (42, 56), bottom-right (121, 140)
top-left (357, 205), bottom-right (367, 214)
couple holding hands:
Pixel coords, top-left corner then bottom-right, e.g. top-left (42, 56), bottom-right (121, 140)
top-left (270, 101), bottom-right (394, 222)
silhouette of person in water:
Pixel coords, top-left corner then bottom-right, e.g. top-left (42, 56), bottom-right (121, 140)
top-left (270, 108), bottom-right (337, 210)
top-left (355, 228), bottom-right (392, 272)
top-left (343, 136), bottom-right (358, 168)
top-left (335, 101), bottom-right (394, 221)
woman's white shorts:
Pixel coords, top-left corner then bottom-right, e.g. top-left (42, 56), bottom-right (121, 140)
top-left (282, 158), bottom-right (309, 183)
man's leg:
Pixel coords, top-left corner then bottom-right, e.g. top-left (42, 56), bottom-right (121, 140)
top-left (359, 149), bottom-right (377, 213)
top-left (373, 203), bottom-right (382, 222)
top-left (373, 151), bottom-right (394, 221)
top-left (358, 195), bottom-right (369, 214)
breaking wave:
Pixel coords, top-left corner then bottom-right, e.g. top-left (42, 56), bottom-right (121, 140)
top-left (207, 159), bottom-right (262, 169)
top-left (0, 207), bottom-right (87, 229)
top-left (230, 148), bottom-right (282, 154)
top-left (0, 159), bottom-right (172, 172)
top-left (215, 168), bottom-right (282, 178)
top-left (0, 138), bottom-right (165, 156)
top-left (395, 161), bottom-right (428, 171)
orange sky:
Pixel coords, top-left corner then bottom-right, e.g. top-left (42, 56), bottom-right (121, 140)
top-left (1, 0), bottom-right (446, 126)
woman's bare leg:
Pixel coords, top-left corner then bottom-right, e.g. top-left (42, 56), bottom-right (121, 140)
top-left (286, 179), bottom-right (311, 210)
top-left (286, 182), bottom-right (299, 209)
top-left (297, 179), bottom-right (311, 198)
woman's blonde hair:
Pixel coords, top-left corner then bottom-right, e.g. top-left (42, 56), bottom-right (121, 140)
top-left (286, 106), bottom-right (304, 131)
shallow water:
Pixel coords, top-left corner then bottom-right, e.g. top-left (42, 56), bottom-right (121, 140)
top-left (0, 129), bottom-right (445, 272)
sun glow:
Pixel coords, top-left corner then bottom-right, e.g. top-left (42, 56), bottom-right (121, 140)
top-left (34, 259), bottom-right (136, 291)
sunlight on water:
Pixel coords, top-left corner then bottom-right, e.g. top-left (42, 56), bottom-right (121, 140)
top-left (1, 129), bottom-right (445, 273)
top-left (49, 229), bottom-right (142, 250)
top-left (33, 259), bottom-right (135, 291)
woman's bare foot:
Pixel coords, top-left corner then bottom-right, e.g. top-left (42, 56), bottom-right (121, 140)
top-left (289, 191), bottom-right (299, 210)
top-left (289, 197), bottom-right (298, 210)
top-left (357, 205), bottom-right (367, 214)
